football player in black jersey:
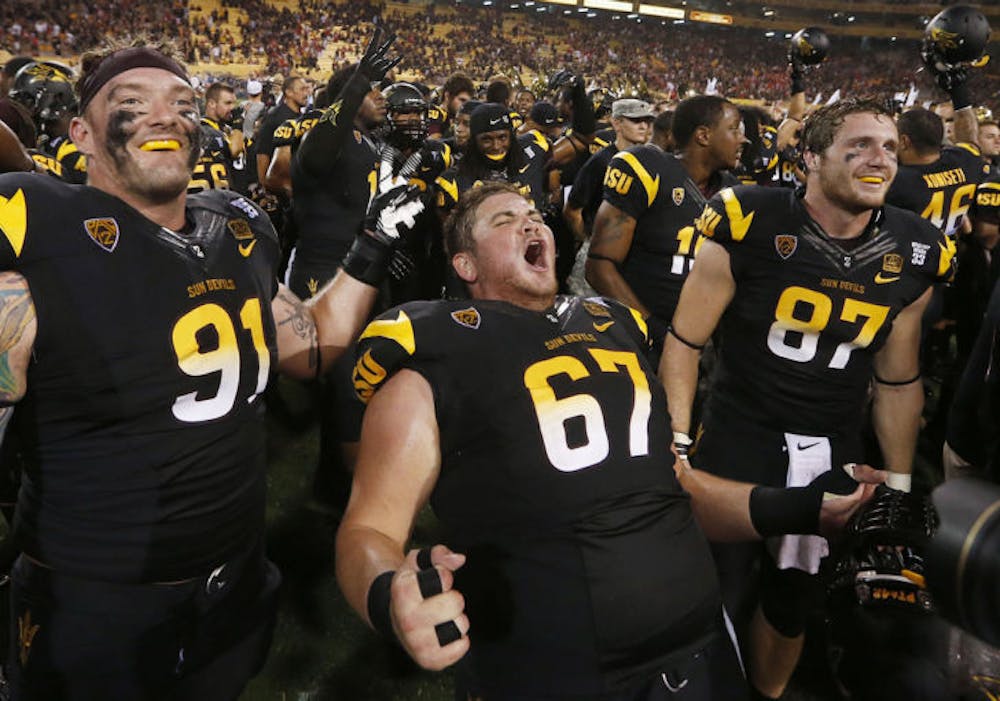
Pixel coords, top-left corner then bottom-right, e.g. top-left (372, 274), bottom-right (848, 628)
top-left (427, 71), bottom-right (474, 140)
top-left (564, 99), bottom-right (656, 296)
top-left (587, 94), bottom-right (745, 356)
top-left (0, 42), bottom-right (417, 700)
top-left (335, 181), bottom-right (883, 701)
top-left (662, 98), bottom-right (955, 700)
top-left (188, 82), bottom-right (244, 193)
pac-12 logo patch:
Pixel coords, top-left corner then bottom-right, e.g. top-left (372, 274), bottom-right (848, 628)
top-left (83, 217), bottom-right (120, 252)
top-left (583, 300), bottom-right (611, 319)
top-left (882, 253), bottom-right (903, 274)
top-left (672, 187), bottom-right (685, 206)
top-left (450, 307), bottom-right (481, 329)
top-left (774, 234), bottom-right (797, 259)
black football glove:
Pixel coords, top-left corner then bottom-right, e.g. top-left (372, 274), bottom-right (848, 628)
top-left (225, 104), bottom-right (245, 130)
top-left (548, 69), bottom-right (579, 92)
top-left (356, 25), bottom-right (402, 84)
top-left (921, 39), bottom-right (972, 107)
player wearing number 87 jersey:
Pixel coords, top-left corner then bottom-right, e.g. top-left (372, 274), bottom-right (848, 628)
top-left (661, 98), bottom-right (954, 701)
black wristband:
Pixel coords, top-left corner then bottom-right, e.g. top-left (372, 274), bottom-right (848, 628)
top-left (873, 373), bottom-right (921, 386)
top-left (342, 232), bottom-right (392, 287)
top-left (950, 82), bottom-right (972, 111)
top-left (667, 325), bottom-right (705, 351)
top-left (749, 486), bottom-right (819, 537)
top-left (749, 465), bottom-right (859, 537)
top-left (367, 570), bottom-right (396, 640)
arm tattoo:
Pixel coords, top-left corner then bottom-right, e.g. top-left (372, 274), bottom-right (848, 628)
top-left (275, 288), bottom-right (319, 372)
top-left (0, 281), bottom-right (33, 403)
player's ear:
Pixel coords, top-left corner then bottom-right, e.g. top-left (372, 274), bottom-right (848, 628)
top-left (453, 252), bottom-right (477, 283)
top-left (694, 124), bottom-right (711, 147)
top-left (69, 116), bottom-right (93, 156)
top-left (802, 148), bottom-right (820, 173)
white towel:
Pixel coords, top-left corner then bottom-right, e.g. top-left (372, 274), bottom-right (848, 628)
top-left (767, 433), bottom-right (832, 574)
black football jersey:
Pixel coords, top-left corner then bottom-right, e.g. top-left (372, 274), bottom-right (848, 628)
top-left (735, 124), bottom-right (779, 186)
top-left (354, 296), bottom-right (720, 696)
top-left (695, 185), bottom-right (955, 436)
top-left (886, 143), bottom-right (990, 238)
top-left (291, 125), bottom-right (378, 270)
top-left (559, 127), bottom-right (614, 187)
top-left (972, 173), bottom-right (1000, 226)
top-left (772, 143), bottom-right (804, 189)
top-left (272, 108), bottom-right (324, 153)
top-left (187, 117), bottom-right (233, 193)
top-left (0, 174), bottom-right (281, 582)
top-left (435, 136), bottom-right (548, 212)
top-left (567, 142), bottom-right (617, 232)
top-left (602, 144), bottom-right (739, 322)
top-left (46, 135), bottom-right (87, 184)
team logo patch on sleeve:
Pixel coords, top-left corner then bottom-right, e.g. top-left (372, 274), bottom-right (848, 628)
top-left (582, 301), bottom-right (612, 319)
top-left (882, 253), bottom-right (903, 274)
top-left (84, 218), bottom-right (120, 252)
top-left (451, 307), bottom-right (481, 329)
top-left (227, 219), bottom-right (256, 257)
top-left (774, 234), bottom-right (797, 259)
top-left (672, 187), bottom-right (685, 206)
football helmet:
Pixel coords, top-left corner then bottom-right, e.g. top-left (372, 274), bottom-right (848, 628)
top-left (923, 5), bottom-right (991, 67)
top-left (10, 61), bottom-right (77, 126)
top-left (383, 82), bottom-right (427, 149)
top-left (588, 88), bottom-right (618, 121)
top-left (789, 27), bottom-right (831, 66)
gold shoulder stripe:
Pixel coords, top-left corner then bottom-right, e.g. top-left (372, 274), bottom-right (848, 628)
top-left (531, 130), bottom-right (550, 152)
top-left (358, 310), bottom-right (416, 355)
top-left (436, 176), bottom-right (459, 204)
top-left (720, 187), bottom-right (755, 242)
top-left (616, 151), bottom-right (660, 207)
top-left (56, 140), bottom-right (79, 162)
top-left (955, 142), bottom-right (982, 157)
top-left (938, 237), bottom-right (957, 280)
top-left (441, 142), bottom-right (452, 168)
top-left (626, 306), bottom-right (648, 342)
top-left (0, 189), bottom-right (27, 258)
top-left (979, 181), bottom-right (1000, 192)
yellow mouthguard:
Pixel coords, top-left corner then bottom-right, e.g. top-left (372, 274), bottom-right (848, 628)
top-left (859, 176), bottom-right (884, 184)
top-left (485, 151), bottom-right (508, 162)
top-left (140, 139), bottom-right (181, 151)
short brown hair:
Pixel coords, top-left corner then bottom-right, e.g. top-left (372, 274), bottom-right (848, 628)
top-left (801, 97), bottom-right (894, 156)
top-left (444, 181), bottom-right (528, 259)
top-left (204, 82), bottom-right (235, 104)
top-left (443, 72), bottom-right (475, 100)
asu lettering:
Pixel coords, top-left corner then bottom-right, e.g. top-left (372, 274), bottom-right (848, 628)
top-left (603, 167), bottom-right (634, 196)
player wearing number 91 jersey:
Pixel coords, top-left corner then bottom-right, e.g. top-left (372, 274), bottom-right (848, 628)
top-left (351, 295), bottom-right (722, 696)
top-left (0, 173), bottom-right (281, 582)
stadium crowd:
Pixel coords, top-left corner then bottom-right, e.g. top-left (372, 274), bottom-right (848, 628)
top-left (0, 1), bottom-right (999, 700)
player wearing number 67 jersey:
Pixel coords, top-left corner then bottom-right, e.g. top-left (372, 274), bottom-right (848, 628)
top-left (661, 98), bottom-right (954, 701)
top-left (0, 43), bottom-right (411, 701)
top-left (336, 181), bottom-right (886, 701)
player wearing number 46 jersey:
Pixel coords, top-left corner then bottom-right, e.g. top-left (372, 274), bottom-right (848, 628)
top-left (662, 99), bottom-right (954, 701)
top-left (0, 43), bottom-right (414, 701)
top-left (336, 182), bottom-right (885, 701)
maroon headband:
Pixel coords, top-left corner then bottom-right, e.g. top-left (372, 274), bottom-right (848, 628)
top-left (78, 47), bottom-right (190, 114)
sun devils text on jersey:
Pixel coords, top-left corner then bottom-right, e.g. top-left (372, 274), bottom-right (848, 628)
top-left (0, 173), bottom-right (281, 583)
top-left (695, 185), bottom-right (955, 437)
top-left (602, 144), bottom-right (738, 323)
top-left (353, 296), bottom-right (721, 698)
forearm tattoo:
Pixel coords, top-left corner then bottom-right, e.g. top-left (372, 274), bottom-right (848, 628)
top-left (0, 277), bottom-right (33, 403)
top-left (275, 288), bottom-right (319, 372)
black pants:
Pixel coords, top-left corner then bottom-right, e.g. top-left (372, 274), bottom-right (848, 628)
top-left (7, 545), bottom-right (280, 701)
